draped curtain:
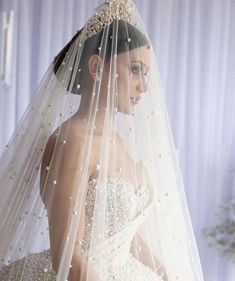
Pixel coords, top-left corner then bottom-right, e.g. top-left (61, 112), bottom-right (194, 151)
top-left (0, 0), bottom-right (234, 280)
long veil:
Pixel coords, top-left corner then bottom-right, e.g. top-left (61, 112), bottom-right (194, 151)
top-left (0, 0), bottom-right (204, 280)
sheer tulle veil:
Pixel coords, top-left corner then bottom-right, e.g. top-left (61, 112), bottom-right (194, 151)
top-left (0, 0), bottom-right (204, 280)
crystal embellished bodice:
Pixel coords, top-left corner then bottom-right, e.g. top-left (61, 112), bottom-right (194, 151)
top-left (0, 175), bottom-right (163, 281)
top-left (80, 176), bottom-right (162, 280)
top-left (81, 176), bottom-right (154, 253)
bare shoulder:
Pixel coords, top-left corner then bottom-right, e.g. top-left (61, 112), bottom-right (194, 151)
top-left (39, 118), bottom-right (85, 194)
top-left (41, 120), bottom-right (81, 165)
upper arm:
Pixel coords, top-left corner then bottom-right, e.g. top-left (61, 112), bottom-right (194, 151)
top-left (40, 125), bottom-right (86, 273)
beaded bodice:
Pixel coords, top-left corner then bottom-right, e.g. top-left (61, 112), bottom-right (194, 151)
top-left (81, 176), bottom-right (154, 254)
top-left (80, 176), bottom-right (157, 279)
top-left (0, 175), bottom-right (162, 281)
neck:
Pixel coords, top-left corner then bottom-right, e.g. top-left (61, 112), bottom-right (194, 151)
top-left (73, 91), bottom-right (116, 136)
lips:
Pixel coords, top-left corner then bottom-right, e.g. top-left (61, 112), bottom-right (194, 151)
top-left (130, 96), bottom-right (141, 104)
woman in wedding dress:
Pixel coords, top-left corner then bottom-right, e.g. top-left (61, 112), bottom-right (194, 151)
top-left (0, 0), bottom-right (204, 280)
top-left (39, 20), bottom-right (166, 280)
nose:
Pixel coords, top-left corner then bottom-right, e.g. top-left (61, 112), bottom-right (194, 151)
top-left (137, 75), bottom-right (148, 94)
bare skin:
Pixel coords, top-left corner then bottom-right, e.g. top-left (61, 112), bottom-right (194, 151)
top-left (40, 46), bottom-right (168, 280)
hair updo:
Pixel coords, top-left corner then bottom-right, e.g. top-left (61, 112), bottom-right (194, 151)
top-left (53, 20), bottom-right (150, 94)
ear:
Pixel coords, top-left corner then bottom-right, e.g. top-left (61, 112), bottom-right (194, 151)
top-left (88, 55), bottom-right (102, 80)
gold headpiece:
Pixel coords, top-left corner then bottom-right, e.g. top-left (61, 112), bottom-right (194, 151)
top-left (85, 0), bottom-right (134, 39)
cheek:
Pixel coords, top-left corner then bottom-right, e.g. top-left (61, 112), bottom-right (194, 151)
top-left (116, 71), bottom-right (132, 99)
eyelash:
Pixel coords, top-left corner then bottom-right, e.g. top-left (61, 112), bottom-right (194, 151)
top-left (130, 65), bottom-right (143, 75)
top-left (130, 65), bottom-right (149, 77)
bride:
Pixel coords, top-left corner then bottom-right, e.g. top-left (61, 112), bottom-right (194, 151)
top-left (0, 0), bottom-right (204, 280)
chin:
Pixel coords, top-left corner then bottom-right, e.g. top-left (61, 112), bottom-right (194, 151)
top-left (117, 105), bottom-right (134, 115)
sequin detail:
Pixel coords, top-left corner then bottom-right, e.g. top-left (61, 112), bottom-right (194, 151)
top-left (0, 177), bottom-right (162, 280)
top-left (81, 177), bottom-right (152, 252)
top-left (0, 249), bottom-right (56, 280)
top-left (80, 176), bottom-right (162, 280)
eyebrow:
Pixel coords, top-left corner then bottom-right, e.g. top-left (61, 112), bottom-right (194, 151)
top-left (131, 60), bottom-right (148, 69)
top-left (130, 60), bottom-right (150, 73)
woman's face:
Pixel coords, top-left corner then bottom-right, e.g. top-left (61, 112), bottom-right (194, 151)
top-left (114, 45), bottom-right (151, 115)
top-left (89, 45), bottom-right (151, 115)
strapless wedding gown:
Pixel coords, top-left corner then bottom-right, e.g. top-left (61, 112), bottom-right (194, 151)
top-left (0, 176), bottom-right (163, 280)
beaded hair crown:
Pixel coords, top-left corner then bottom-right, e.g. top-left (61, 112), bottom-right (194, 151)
top-left (85, 0), bottom-right (135, 39)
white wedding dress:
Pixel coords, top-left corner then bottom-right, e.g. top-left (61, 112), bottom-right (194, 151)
top-left (0, 176), bottom-right (163, 281)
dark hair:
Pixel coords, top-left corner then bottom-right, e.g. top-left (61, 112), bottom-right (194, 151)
top-left (53, 20), bottom-right (150, 94)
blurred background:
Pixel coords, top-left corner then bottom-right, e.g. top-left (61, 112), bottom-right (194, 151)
top-left (0, 0), bottom-right (234, 280)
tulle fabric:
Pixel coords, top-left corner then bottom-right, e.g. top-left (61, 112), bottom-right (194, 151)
top-left (0, 0), bottom-right (204, 280)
